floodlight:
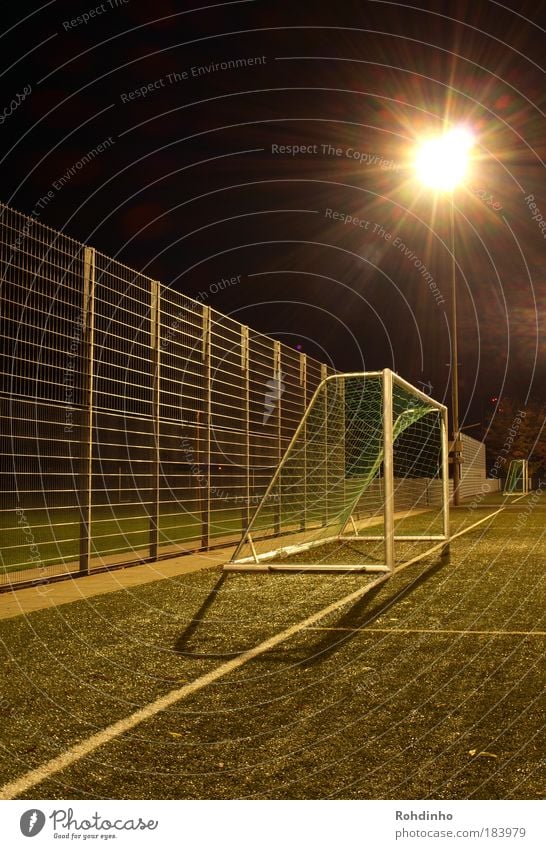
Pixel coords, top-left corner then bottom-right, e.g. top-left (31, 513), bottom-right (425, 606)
top-left (415, 127), bottom-right (474, 191)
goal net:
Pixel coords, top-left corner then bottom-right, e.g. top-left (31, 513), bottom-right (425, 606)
top-left (503, 459), bottom-right (529, 495)
top-left (225, 369), bottom-right (449, 572)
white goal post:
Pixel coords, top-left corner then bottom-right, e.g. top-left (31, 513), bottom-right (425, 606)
top-left (224, 369), bottom-right (450, 573)
top-left (503, 459), bottom-right (529, 495)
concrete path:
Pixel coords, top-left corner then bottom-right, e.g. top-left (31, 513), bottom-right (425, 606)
top-left (0, 507), bottom-right (435, 622)
top-left (0, 545), bottom-right (236, 622)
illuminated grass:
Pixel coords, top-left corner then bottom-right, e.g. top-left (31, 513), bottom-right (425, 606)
top-left (0, 497), bottom-right (544, 800)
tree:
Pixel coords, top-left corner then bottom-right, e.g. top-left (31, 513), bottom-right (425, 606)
top-left (485, 396), bottom-right (546, 479)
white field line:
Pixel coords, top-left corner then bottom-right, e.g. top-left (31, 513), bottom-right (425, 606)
top-left (0, 572), bottom-right (390, 800)
top-left (0, 502), bottom-right (519, 800)
top-left (307, 628), bottom-right (546, 636)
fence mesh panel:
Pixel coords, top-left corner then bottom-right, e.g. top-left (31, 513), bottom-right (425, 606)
top-left (0, 202), bottom-right (332, 586)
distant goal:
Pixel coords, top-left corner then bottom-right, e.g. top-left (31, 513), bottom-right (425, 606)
top-left (504, 459), bottom-right (529, 495)
top-left (224, 369), bottom-right (449, 573)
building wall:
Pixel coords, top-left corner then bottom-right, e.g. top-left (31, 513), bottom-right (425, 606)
top-left (459, 432), bottom-right (500, 499)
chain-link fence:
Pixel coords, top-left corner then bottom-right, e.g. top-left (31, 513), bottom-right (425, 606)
top-left (0, 202), bottom-right (334, 587)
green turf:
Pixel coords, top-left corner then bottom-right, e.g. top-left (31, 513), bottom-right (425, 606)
top-left (0, 505), bottom-right (244, 575)
top-left (1, 493), bottom-right (513, 577)
top-left (0, 495), bottom-right (544, 800)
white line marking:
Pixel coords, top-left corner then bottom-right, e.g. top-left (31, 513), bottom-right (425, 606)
top-left (0, 504), bottom-right (520, 799)
top-left (0, 572), bottom-right (390, 799)
top-left (306, 627), bottom-right (546, 636)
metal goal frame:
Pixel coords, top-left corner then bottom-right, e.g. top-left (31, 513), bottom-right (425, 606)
top-left (503, 459), bottom-right (530, 495)
top-left (225, 369), bottom-right (450, 573)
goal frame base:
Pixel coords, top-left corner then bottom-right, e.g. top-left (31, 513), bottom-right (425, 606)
top-left (223, 562), bottom-right (391, 573)
top-left (223, 530), bottom-right (448, 573)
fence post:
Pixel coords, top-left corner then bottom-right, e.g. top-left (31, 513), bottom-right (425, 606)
top-left (242, 325), bottom-right (250, 532)
top-left (300, 352), bottom-right (307, 530)
top-left (321, 363), bottom-right (328, 526)
top-left (441, 405), bottom-right (450, 550)
top-left (382, 369), bottom-right (395, 571)
top-left (79, 247), bottom-right (95, 575)
top-left (274, 340), bottom-right (282, 536)
top-left (201, 306), bottom-right (211, 549)
top-left (150, 280), bottom-right (160, 560)
top-left (340, 375), bottom-right (346, 522)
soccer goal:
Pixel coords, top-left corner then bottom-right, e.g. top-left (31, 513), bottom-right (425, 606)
top-left (504, 459), bottom-right (529, 495)
top-left (224, 369), bottom-right (449, 573)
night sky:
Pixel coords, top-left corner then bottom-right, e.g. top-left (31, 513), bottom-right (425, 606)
top-left (1, 0), bottom-right (545, 428)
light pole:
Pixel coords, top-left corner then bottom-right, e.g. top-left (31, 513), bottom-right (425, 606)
top-left (415, 126), bottom-right (474, 506)
top-left (449, 194), bottom-right (461, 506)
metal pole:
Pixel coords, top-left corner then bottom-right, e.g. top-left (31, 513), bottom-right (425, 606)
top-left (450, 196), bottom-right (461, 507)
top-left (79, 247), bottom-right (95, 575)
top-left (201, 306), bottom-right (211, 549)
top-left (274, 340), bottom-right (282, 536)
top-left (321, 363), bottom-right (328, 526)
top-left (150, 280), bottom-right (160, 560)
top-left (301, 352), bottom-right (307, 531)
top-left (382, 369), bottom-right (395, 571)
top-left (242, 325), bottom-right (250, 532)
top-left (441, 406), bottom-right (450, 547)
top-left (341, 376), bottom-right (346, 522)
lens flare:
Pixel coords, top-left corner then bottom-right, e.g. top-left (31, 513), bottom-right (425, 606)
top-left (415, 127), bottom-right (474, 191)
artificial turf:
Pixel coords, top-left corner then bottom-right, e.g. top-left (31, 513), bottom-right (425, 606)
top-left (0, 495), bottom-right (544, 799)
top-left (0, 505), bottom-right (244, 576)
